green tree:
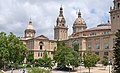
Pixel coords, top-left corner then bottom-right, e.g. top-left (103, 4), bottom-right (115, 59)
top-left (0, 32), bottom-right (9, 69)
top-left (0, 32), bottom-right (27, 69)
top-left (7, 32), bottom-right (27, 64)
top-left (113, 30), bottom-right (120, 73)
top-left (27, 52), bottom-right (34, 64)
top-left (73, 43), bottom-right (79, 52)
top-left (101, 56), bottom-right (108, 69)
top-left (68, 49), bottom-right (80, 70)
top-left (28, 67), bottom-right (51, 73)
top-left (83, 51), bottom-right (100, 73)
top-left (42, 51), bottom-right (53, 69)
top-left (53, 42), bottom-right (80, 70)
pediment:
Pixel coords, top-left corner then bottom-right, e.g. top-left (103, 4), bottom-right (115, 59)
top-left (35, 35), bottom-right (49, 40)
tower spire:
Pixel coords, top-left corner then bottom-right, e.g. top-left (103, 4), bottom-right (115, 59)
top-left (78, 9), bottom-right (81, 18)
top-left (29, 18), bottom-right (32, 24)
top-left (59, 5), bottom-right (63, 17)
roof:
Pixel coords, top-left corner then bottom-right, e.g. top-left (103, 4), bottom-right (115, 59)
top-left (73, 11), bottom-right (86, 26)
top-left (69, 24), bottom-right (111, 38)
top-left (74, 17), bottom-right (86, 25)
top-left (84, 25), bottom-right (111, 31)
top-left (35, 35), bottom-right (49, 40)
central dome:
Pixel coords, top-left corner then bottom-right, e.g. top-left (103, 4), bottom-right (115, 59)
top-left (72, 11), bottom-right (87, 33)
top-left (74, 17), bottom-right (86, 25)
top-left (73, 11), bottom-right (86, 25)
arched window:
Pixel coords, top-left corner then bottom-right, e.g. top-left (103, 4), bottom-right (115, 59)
top-left (72, 40), bottom-right (80, 50)
top-left (118, 3), bottom-right (120, 9)
top-left (39, 42), bottom-right (44, 50)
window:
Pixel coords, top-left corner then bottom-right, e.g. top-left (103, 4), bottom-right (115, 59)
top-left (96, 43), bottom-right (100, 49)
top-left (87, 44), bottom-right (91, 49)
top-left (90, 32), bottom-right (96, 36)
top-left (95, 52), bottom-right (99, 55)
top-left (104, 43), bottom-right (109, 49)
top-left (83, 33), bottom-right (86, 36)
top-left (104, 52), bottom-right (108, 56)
top-left (113, 17), bottom-right (115, 19)
top-left (62, 24), bottom-right (64, 26)
top-left (103, 32), bottom-right (109, 35)
top-left (51, 51), bottom-right (54, 54)
top-left (41, 53), bottom-right (42, 57)
top-left (40, 45), bottom-right (42, 49)
top-left (72, 40), bottom-right (80, 49)
top-left (39, 42), bottom-right (44, 50)
top-left (38, 52), bottom-right (40, 57)
top-left (118, 3), bottom-right (120, 9)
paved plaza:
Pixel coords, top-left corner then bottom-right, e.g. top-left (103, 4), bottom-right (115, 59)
top-left (4, 65), bottom-right (112, 73)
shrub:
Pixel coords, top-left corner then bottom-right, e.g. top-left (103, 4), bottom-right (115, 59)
top-left (28, 68), bottom-right (51, 73)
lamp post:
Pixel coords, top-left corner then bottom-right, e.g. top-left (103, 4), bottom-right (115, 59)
top-left (108, 59), bottom-right (111, 73)
top-left (11, 61), bottom-right (13, 73)
top-left (69, 63), bottom-right (70, 73)
top-left (80, 62), bottom-right (82, 73)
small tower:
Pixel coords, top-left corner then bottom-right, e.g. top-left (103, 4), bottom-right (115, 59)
top-left (54, 6), bottom-right (68, 41)
top-left (25, 19), bottom-right (36, 38)
top-left (73, 10), bottom-right (87, 33)
top-left (110, 0), bottom-right (120, 33)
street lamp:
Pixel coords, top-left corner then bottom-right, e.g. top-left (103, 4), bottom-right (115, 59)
top-left (11, 61), bottom-right (13, 73)
top-left (79, 62), bottom-right (82, 73)
top-left (69, 63), bottom-right (70, 73)
top-left (108, 59), bottom-right (111, 73)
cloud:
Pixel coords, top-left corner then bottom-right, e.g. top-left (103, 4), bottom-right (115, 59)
top-left (0, 0), bottom-right (113, 39)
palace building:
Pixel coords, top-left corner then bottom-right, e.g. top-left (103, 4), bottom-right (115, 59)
top-left (21, 0), bottom-right (120, 60)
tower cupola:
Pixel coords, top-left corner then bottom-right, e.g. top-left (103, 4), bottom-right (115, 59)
top-left (25, 19), bottom-right (36, 38)
top-left (73, 10), bottom-right (87, 33)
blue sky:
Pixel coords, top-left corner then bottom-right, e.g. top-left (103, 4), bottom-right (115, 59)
top-left (0, 0), bottom-right (113, 39)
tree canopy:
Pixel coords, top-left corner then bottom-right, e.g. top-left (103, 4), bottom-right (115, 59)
top-left (113, 30), bottom-right (120, 73)
top-left (34, 51), bottom-right (53, 69)
top-left (101, 56), bottom-right (109, 67)
top-left (0, 32), bottom-right (27, 69)
top-left (83, 51), bottom-right (100, 73)
top-left (53, 41), bottom-right (80, 70)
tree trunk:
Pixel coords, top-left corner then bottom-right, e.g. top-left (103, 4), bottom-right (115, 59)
top-left (4, 65), bottom-right (6, 70)
top-left (89, 67), bottom-right (90, 73)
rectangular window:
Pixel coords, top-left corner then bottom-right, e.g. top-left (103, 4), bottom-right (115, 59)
top-left (40, 45), bottom-right (42, 50)
top-left (95, 52), bottom-right (99, 55)
top-left (41, 53), bottom-right (42, 57)
top-left (96, 43), bottom-right (100, 49)
top-left (51, 51), bottom-right (54, 54)
top-left (38, 52), bottom-right (40, 57)
top-left (104, 43), bottom-right (109, 49)
top-left (83, 33), bottom-right (86, 36)
top-left (90, 32), bottom-right (96, 36)
top-left (104, 52), bottom-right (109, 56)
top-left (87, 44), bottom-right (91, 49)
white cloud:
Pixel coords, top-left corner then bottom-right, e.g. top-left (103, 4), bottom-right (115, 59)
top-left (0, 0), bottom-right (113, 39)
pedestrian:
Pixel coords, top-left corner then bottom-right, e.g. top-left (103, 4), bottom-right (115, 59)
top-left (23, 69), bottom-right (25, 73)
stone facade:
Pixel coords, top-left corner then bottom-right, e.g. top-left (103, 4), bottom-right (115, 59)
top-left (21, 0), bottom-right (120, 61)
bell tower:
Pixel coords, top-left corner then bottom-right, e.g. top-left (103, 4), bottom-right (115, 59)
top-left (110, 0), bottom-right (120, 33)
top-left (54, 6), bottom-right (68, 41)
top-left (25, 19), bottom-right (36, 38)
